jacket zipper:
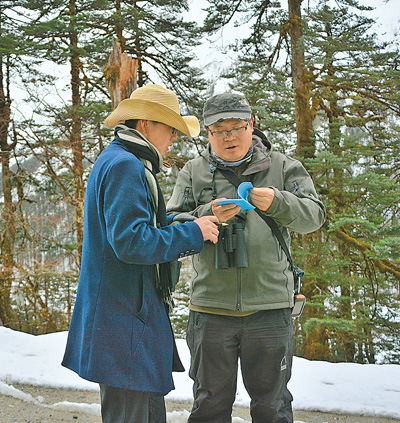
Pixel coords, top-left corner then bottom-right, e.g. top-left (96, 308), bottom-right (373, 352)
top-left (293, 181), bottom-right (306, 198)
top-left (180, 187), bottom-right (191, 209)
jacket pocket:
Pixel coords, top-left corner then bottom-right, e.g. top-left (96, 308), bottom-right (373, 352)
top-left (130, 275), bottom-right (148, 365)
top-left (292, 180), bottom-right (317, 201)
top-left (180, 186), bottom-right (192, 210)
top-left (135, 274), bottom-right (149, 324)
top-left (198, 187), bottom-right (213, 205)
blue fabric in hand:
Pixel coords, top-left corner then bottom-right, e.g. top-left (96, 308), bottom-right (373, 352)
top-left (216, 182), bottom-right (255, 210)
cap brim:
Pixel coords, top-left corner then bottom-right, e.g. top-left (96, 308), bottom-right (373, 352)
top-left (204, 111), bottom-right (251, 127)
top-left (105, 98), bottom-right (200, 137)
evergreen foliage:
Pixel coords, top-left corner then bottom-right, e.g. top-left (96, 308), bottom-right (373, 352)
top-left (0, 0), bottom-right (206, 333)
top-left (300, 2), bottom-right (400, 363)
top-left (204, 0), bottom-right (400, 363)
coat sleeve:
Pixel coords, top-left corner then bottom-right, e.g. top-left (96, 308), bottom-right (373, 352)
top-left (103, 155), bottom-right (204, 264)
top-left (264, 156), bottom-right (326, 234)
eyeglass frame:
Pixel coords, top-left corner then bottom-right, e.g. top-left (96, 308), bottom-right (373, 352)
top-left (206, 120), bottom-right (251, 139)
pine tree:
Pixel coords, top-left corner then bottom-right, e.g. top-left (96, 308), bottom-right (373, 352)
top-left (1, 0), bottom-right (207, 332)
top-left (201, 0), bottom-right (400, 362)
top-left (300, 1), bottom-right (400, 363)
top-left (6, 0), bottom-right (112, 331)
top-left (0, 0), bottom-right (29, 326)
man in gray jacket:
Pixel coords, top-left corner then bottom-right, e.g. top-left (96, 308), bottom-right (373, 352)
top-left (167, 92), bottom-right (326, 423)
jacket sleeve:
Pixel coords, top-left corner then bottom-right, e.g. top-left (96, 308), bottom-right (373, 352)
top-left (263, 156), bottom-right (326, 234)
top-left (166, 162), bottom-right (213, 218)
top-left (103, 156), bottom-right (204, 264)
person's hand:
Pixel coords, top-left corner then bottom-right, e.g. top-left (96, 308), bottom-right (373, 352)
top-left (212, 199), bottom-right (241, 222)
top-left (249, 187), bottom-right (275, 211)
top-left (194, 215), bottom-right (220, 243)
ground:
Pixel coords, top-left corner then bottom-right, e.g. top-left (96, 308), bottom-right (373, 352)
top-left (0, 384), bottom-right (399, 423)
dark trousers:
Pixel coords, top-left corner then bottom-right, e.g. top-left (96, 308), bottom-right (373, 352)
top-left (186, 309), bottom-right (295, 423)
top-left (99, 384), bottom-right (166, 423)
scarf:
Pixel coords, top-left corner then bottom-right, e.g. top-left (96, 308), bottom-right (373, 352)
top-left (114, 126), bottom-right (174, 308)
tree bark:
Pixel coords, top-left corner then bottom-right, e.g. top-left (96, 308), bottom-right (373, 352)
top-left (287, 0), bottom-right (315, 158)
top-left (104, 39), bottom-right (138, 110)
top-left (288, 0), bottom-right (324, 359)
top-left (0, 54), bottom-right (15, 326)
top-left (69, 0), bottom-right (84, 265)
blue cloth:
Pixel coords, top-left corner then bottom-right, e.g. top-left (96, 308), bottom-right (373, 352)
top-left (62, 140), bottom-right (204, 395)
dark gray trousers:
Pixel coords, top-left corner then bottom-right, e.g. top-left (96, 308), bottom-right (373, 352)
top-left (99, 384), bottom-right (166, 423)
top-left (187, 309), bottom-right (295, 423)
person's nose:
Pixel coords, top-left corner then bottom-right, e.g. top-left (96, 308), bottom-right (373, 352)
top-left (225, 130), bottom-right (235, 140)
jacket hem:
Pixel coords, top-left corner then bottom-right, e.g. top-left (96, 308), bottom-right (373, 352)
top-left (190, 299), bottom-right (293, 312)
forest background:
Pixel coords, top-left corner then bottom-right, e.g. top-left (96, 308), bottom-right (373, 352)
top-left (0, 0), bottom-right (399, 365)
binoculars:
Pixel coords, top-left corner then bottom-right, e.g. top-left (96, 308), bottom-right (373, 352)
top-left (215, 222), bottom-right (248, 269)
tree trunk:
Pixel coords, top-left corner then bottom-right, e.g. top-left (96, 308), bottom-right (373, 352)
top-left (300, 230), bottom-right (330, 361)
top-left (69, 0), bottom-right (84, 266)
top-left (0, 54), bottom-right (15, 326)
top-left (287, 0), bottom-right (315, 159)
top-left (104, 39), bottom-right (138, 110)
top-left (288, 0), bottom-right (324, 359)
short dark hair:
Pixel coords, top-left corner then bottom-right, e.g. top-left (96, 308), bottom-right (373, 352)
top-left (125, 119), bottom-right (139, 129)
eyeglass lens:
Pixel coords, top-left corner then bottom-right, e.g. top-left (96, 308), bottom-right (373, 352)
top-left (210, 122), bottom-right (249, 138)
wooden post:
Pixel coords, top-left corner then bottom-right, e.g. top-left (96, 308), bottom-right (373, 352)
top-left (104, 39), bottom-right (138, 110)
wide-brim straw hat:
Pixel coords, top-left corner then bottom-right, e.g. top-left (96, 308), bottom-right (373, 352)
top-left (105, 84), bottom-right (200, 137)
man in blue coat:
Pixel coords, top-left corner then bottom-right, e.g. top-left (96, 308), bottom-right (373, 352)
top-left (62, 84), bottom-right (219, 423)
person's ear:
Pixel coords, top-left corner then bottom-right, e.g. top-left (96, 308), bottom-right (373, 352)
top-left (138, 119), bottom-right (148, 136)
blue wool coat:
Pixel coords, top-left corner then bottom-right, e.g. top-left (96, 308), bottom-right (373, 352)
top-left (62, 140), bottom-right (204, 395)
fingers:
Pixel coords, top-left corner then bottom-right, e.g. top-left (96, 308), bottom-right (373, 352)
top-left (194, 216), bottom-right (220, 244)
top-left (208, 215), bottom-right (219, 223)
top-left (208, 222), bottom-right (220, 244)
top-left (249, 187), bottom-right (275, 212)
top-left (250, 187), bottom-right (271, 199)
top-left (222, 206), bottom-right (241, 221)
top-left (212, 199), bottom-right (241, 222)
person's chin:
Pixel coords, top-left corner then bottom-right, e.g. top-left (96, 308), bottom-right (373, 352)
top-left (223, 147), bottom-right (237, 156)
top-left (224, 151), bottom-right (243, 161)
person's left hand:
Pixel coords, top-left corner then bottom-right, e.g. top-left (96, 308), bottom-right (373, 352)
top-left (212, 198), bottom-right (241, 222)
top-left (249, 187), bottom-right (275, 212)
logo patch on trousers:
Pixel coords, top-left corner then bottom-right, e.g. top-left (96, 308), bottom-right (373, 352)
top-left (280, 356), bottom-right (287, 371)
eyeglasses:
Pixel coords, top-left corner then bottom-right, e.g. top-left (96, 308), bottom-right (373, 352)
top-left (207, 121), bottom-right (250, 139)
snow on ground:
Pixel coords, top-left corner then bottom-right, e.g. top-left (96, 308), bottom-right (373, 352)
top-left (1, 327), bottom-right (400, 422)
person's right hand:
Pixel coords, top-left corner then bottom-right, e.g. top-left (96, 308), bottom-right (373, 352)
top-left (194, 215), bottom-right (219, 244)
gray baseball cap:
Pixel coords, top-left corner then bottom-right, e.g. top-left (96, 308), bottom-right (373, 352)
top-left (203, 92), bottom-right (252, 126)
